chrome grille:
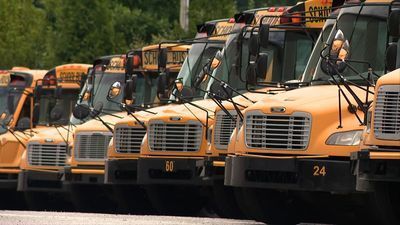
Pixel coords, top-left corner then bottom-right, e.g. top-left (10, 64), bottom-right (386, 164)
top-left (27, 142), bottom-right (67, 166)
top-left (245, 111), bottom-right (311, 150)
top-left (148, 120), bottom-right (203, 151)
top-left (374, 85), bottom-right (400, 140)
top-left (214, 110), bottom-right (237, 149)
top-left (75, 132), bottom-right (112, 160)
top-left (115, 126), bottom-right (146, 153)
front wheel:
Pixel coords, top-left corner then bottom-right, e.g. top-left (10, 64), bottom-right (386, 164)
top-left (234, 187), bottom-right (298, 225)
top-left (144, 185), bottom-right (208, 216)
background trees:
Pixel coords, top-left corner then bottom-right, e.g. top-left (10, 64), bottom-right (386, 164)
top-left (0, 0), bottom-right (296, 69)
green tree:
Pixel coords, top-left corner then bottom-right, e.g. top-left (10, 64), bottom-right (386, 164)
top-left (0, 0), bottom-right (47, 69)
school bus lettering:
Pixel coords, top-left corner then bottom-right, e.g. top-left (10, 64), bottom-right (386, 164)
top-left (308, 6), bottom-right (332, 23)
top-left (107, 57), bottom-right (125, 71)
top-left (168, 51), bottom-right (187, 64)
top-left (305, 0), bottom-right (332, 28)
top-left (143, 51), bottom-right (158, 66)
top-left (252, 10), bottom-right (283, 26)
top-left (59, 71), bottom-right (84, 82)
top-left (209, 21), bottom-right (235, 40)
top-left (165, 160), bottom-right (174, 172)
top-left (313, 165), bottom-right (327, 176)
top-left (143, 50), bottom-right (188, 67)
top-left (0, 75), bottom-right (10, 86)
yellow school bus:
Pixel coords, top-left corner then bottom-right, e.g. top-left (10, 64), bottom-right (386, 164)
top-left (103, 18), bottom-right (234, 215)
top-left (62, 44), bottom-right (189, 211)
top-left (0, 64), bottom-right (90, 209)
top-left (225, 0), bottom-right (395, 223)
top-left (351, 66), bottom-right (400, 225)
top-left (207, 0), bottom-right (340, 218)
top-left (0, 69), bottom-right (48, 200)
top-left (135, 0), bottom-right (338, 217)
top-left (16, 64), bottom-right (91, 192)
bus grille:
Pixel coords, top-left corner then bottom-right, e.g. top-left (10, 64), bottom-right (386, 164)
top-left (214, 110), bottom-right (237, 150)
top-left (115, 126), bottom-right (146, 153)
top-left (245, 112), bottom-right (311, 150)
top-left (374, 85), bottom-right (400, 140)
top-left (148, 121), bottom-right (202, 152)
top-left (75, 132), bottom-right (112, 160)
top-left (27, 143), bottom-right (67, 166)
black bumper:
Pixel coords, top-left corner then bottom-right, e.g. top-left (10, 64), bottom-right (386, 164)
top-left (104, 159), bottom-right (138, 184)
top-left (0, 173), bottom-right (18, 190)
top-left (226, 155), bottom-right (356, 193)
top-left (17, 170), bottom-right (65, 192)
top-left (63, 167), bottom-right (104, 185)
top-left (204, 156), bottom-right (226, 181)
top-left (351, 150), bottom-right (400, 191)
top-left (137, 157), bottom-right (212, 185)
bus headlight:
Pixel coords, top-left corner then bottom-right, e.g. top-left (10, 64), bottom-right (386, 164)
top-left (326, 130), bottom-right (363, 146)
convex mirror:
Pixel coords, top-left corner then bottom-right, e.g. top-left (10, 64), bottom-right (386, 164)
top-left (321, 29), bottom-right (350, 74)
top-left (108, 81), bottom-right (122, 99)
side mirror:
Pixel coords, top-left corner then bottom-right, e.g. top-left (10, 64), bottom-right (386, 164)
top-left (256, 54), bottom-right (268, 79)
top-left (32, 103), bottom-right (40, 125)
top-left (249, 35), bottom-right (259, 57)
top-left (124, 76), bottom-right (137, 101)
top-left (7, 95), bottom-right (15, 114)
top-left (194, 69), bottom-right (208, 89)
top-left (55, 86), bottom-right (62, 98)
top-left (321, 29), bottom-right (350, 74)
top-left (174, 79), bottom-right (193, 102)
top-left (15, 117), bottom-right (30, 131)
top-left (72, 104), bottom-right (90, 120)
top-left (33, 86), bottom-right (42, 100)
top-left (246, 63), bottom-right (257, 86)
top-left (259, 24), bottom-right (270, 48)
top-left (209, 82), bottom-right (233, 100)
top-left (211, 51), bottom-right (223, 70)
top-left (50, 103), bottom-right (64, 123)
top-left (158, 48), bottom-right (168, 69)
top-left (107, 81), bottom-right (122, 100)
top-left (157, 72), bottom-right (169, 99)
top-left (90, 102), bottom-right (103, 118)
top-left (388, 9), bottom-right (400, 37)
top-left (385, 42), bottom-right (398, 71)
top-left (126, 53), bottom-right (134, 76)
top-left (0, 113), bottom-right (13, 126)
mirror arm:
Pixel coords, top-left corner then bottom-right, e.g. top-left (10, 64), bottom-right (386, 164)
top-left (6, 128), bottom-right (26, 148)
top-left (54, 125), bottom-right (70, 147)
top-left (95, 115), bottom-right (114, 133)
top-left (121, 104), bottom-right (147, 130)
top-left (328, 63), bottom-right (366, 126)
top-left (209, 96), bottom-right (237, 123)
top-left (219, 84), bottom-right (244, 121)
top-left (172, 92), bottom-right (209, 128)
top-left (331, 64), bottom-right (369, 115)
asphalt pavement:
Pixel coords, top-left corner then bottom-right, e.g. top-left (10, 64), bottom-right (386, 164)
top-left (0, 210), bottom-right (264, 225)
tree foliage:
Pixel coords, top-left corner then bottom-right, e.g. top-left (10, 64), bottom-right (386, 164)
top-left (0, 0), bottom-right (295, 69)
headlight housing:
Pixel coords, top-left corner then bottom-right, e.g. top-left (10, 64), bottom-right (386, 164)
top-left (326, 130), bottom-right (363, 146)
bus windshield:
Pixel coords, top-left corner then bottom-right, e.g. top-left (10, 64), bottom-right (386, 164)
top-left (308, 5), bottom-right (389, 84)
top-left (175, 42), bottom-right (224, 99)
top-left (207, 28), bottom-right (315, 95)
top-left (91, 70), bottom-right (125, 113)
top-left (36, 89), bottom-right (79, 126)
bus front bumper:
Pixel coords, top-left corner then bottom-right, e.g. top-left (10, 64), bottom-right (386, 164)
top-left (17, 170), bottom-right (65, 192)
top-left (225, 155), bottom-right (356, 193)
top-left (351, 149), bottom-right (400, 191)
top-left (63, 167), bottom-right (105, 185)
top-left (104, 159), bottom-right (138, 184)
top-left (137, 157), bottom-right (212, 186)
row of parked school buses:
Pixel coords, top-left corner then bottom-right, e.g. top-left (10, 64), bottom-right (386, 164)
top-left (0, 0), bottom-right (399, 224)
